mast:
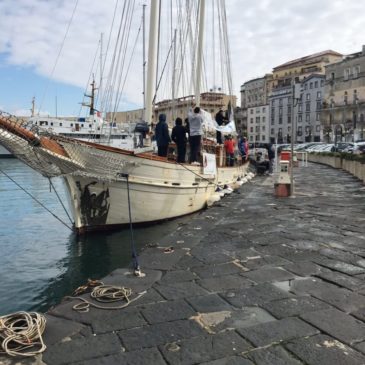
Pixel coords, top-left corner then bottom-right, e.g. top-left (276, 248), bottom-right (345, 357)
top-left (145, 1), bottom-right (160, 125)
top-left (30, 97), bottom-right (35, 117)
top-left (195, 0), bottom-right (205, 106)
top-left (142, 4), bottom-right (146, 120)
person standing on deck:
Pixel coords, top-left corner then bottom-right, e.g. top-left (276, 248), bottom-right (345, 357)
top-left (155, 113), bottom-right (171, 157)
top-left (188, 107), bottom-right (204, 164)
top-left (224, 135), bottom-right (235, 166)
top-left (171, 117), bottom-right (187, 163)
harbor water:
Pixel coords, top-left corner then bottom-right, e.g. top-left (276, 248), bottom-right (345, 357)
top-left (0, 159), bottom-right (191, 315)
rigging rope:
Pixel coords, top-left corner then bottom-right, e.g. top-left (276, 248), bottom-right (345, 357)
top-left (0, 168), bottom-right (73, 231)
top-left (0, 312), bottom-right (46, 357)
top-left (48, 178), bottom-right (74, 225)
top-left (39, 0), bottom-right (79, 112)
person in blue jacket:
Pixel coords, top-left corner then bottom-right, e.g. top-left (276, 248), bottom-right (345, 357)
top-left (155, 113), bottom-right (171, 157)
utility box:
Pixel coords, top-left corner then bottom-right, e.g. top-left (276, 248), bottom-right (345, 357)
top-left (275, 160), bottom-right (291, 197)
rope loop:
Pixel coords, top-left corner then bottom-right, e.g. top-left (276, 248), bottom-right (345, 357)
top-left (0, 311), bottom-right (46, 357)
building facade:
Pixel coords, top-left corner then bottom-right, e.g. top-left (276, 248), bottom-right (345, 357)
top-left (241, 75), bottom-right (271, 143)
top-left (296, 75), bottom-right (325, 142)
top-left (322, 46), bottom-right (365, 142)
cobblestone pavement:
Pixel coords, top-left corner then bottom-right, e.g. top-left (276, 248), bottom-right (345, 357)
top-left (3, 162), bottom-right (365, 365)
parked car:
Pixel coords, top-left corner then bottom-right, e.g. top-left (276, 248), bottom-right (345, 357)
top-left (331, 142), bottom-right (353, 152)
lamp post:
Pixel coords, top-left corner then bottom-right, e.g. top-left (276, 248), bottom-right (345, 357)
top-left (290, 82), bottom-right (301, 196)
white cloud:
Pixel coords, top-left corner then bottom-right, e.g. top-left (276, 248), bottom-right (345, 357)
top-left (1, 0), bottom-right (365, 112)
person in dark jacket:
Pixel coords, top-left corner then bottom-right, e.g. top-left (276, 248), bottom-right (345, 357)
top-left (155, 113), bottom-right (171, 157)
top-left (171, 117), bottom-right (187, 163)
top-left (215, 109), bottom-right (225, 144)
top-left (267, 143), bottom-right (275, 174)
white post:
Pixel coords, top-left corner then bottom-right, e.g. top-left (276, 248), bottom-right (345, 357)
top-left (195, 0), bottom-right (205, 106)
top-left (145, 1), bottom-right (160, 125)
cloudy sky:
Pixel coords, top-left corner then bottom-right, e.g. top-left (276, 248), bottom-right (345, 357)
top-left (0, 0), bottom-right (364, 117)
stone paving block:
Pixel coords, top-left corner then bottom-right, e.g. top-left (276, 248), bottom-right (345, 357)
top-left (128, 287), bottom-right (166, 308)
top-left (200, 356), bottom-right (254, 364)
top-left (43, 333), bottom-right (122, 365)
top-left (243, 255), bottom-right (292, 270)
top-left (154, 281), bottom-right (208, 300)
top-left (198, 274), bottom-right (254, 292)
top-left (354, 341), bottom-right (365, 355)
top-left (244, 345), bottom-right (304, 365)
top-left (173, 254), bottom-right (205, 270)
top-left (221, 283), bottom-right (292, 308)
top-left (300, 308), bottom-right (365, 345)
top-left (319, 248), bottom-right (365, 268)
top-left (159, 331), bottom-right (251, 365)
top-left (283, 261), bottom-right (326, 277)
top-left (160, 269), bottom-right (198, 283)
top-left (192, 262), bottom-right (244, 279)
top-left (140, 299), bottom-right (196, 324)
top-left (261, 296), bottom-right (332, 319)
top-left (352, 307), bottom-right (365, 322)
top-left (190, 247), bottom-right (233, 265)
top-left (316, 270), bottom-right (365, 291)
top-left (118, 319), bottom-right (205, 351)
top-left (101, 268), bottom-right (162, 292)
top-left (242, 267), bottom-right (296, 284)
top-left (232, 248), bottom-right (262, 261)
top-left (139, 247), bottom-right (187, 270)
top-left (186, 293), bottom-right (233, 313)
top-left (48, 299), bottom-right (147, 333)
top-left (71, 347), bottom-right (167, 365)
top-left (43, 314), bottom-right (91, 346)
top-left (314, 257), bottom-right (365, 275)
top-left (285, 334), bottom-right (365, 365)
top-left (201, 307), bottom-right (276, 333)
top-left (290, 277), bottom-right (365, 313)
top-left (238, 317), bottom-right (319, 347)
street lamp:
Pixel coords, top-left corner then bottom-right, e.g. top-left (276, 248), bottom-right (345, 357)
top-left (290, 82), bottom-right (301, 196)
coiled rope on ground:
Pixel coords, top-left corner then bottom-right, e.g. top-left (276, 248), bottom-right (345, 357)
top-left (67, 281), bottom-right (146, 312)
top-left (0, 311), bottom-right (46, 357)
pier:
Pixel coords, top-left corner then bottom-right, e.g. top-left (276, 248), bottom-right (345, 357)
top-left (2, 162), bottom-right (365, 365)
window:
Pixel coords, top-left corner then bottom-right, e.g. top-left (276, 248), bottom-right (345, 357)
top-left (344, 91), bottom-right (348, 104)
top-left (310, 82), bottom-right (313, 89)
top-left (262, 126), bottom-right (266, 131)
top-left (279, 98), bottom-right (283, 106)
top-left (344, 68), bottom-right (350, 80)
top-left (279, 117), bottom-right (283, 124)
top-left (331, 72), bottom-right (335, 80)
top-left (255, 126), bottom-right (259, 132)
top-left (50, 122), bottom-right (53, 126)
top-left (60, 123), bottom-right (63, 126)
top-left (306, 93), bottom-right (310, 101)
top-left (271, 117), bottom-right (275, 125)
top-left (255, 135), bottom-right (260, 141)
top-left (288, 115), bottom-right (291, 124)
top-left (321, 79), bottom-right (325, 86)
top-left (278, 128), bottom-right (282, 135)
top-left (316, 101), bottom-right (322, 110)
top-left (262, 107), bottom-right (266, 113)
top-left (317, 91), bottom-right (321, 99)
top-left (262, 135), bottom-right (265, 141)
top-left (271, 100), bottom-right (275, 107)
top-left (70, 123), bottom-right (73, 127)
top-left (288, 105), bottom-right (292, 115)
top-left (316, 125), bottom-right (320, 132)
top-left (306, 103), bottom-right (310, 112)
top-left (279, 107), bottom-right (283, 116)
top-left (353, 65), bottom-right (360, 78)
top-left (298, 126), bottom-right (302, 135)
top-left (314, 81), bottom-right (318, 88)
top-left (256, 117), bottom-right (260, 123)
top-left (304, 84), bottom-right (308, 90)
top-left (288, 126), bottom-right (291, 133)
top-left (250, 136), bottom-right (253, 141)
top-left (262, 116), bottom-right (266, 123)
top-left (271, 128), bottom-right (274, 135)
top-left (298, 104), bottom-right (302, 112)
top-left (354, 89), bottom-right (358, 104)
top-left (250, 118), bottom-right (254, 123)
top-left (298, 115), bottom-right (302, 123)
top-left (316, 113), bottom-right (320, 121)
top-left (306, 114), bottom-right (310, 122)
top-left (89, 124), bottom-right (92, 127)
top-left (250, 127), bottom-right (253, 132)
top-left (256, 108), bottom-right (260, 113)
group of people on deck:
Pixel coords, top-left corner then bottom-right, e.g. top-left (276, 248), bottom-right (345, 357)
top-left (154, 106), bottom-right (249, 166)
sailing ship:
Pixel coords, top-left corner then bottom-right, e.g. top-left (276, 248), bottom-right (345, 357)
top-left (0, 0), bottom-right (250, 233)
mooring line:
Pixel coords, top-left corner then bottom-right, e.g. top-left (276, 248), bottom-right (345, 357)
top-left (0, 168), bottom-right (73, 231)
